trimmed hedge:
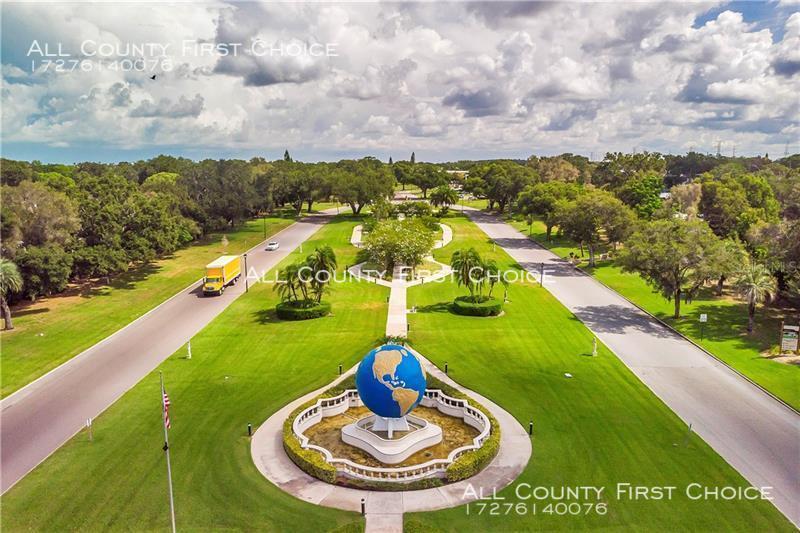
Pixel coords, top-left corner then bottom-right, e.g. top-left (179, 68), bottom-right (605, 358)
top-left (423, 375), bottom-right (502, 483)
top-left (282, 373), bottom-right (499, 488)
top-left (275, 300), bottom-right (331, 320)
top-left (282, 400), bottom-right (337, 484)
top-left (452, 295), bottom-right (503, 317)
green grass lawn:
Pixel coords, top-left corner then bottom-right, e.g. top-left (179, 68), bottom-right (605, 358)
top-left (407, 214), bottom-right (792, 531)
top-left (506, 216), bottom-right (800, 411)
top-left (0, 216), bottom-right (384, 531)
top-left (0, 216), bottom-right (296, 398)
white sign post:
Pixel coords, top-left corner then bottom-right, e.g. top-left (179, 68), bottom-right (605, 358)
top-left (699, 314), bottom-right (708, 341)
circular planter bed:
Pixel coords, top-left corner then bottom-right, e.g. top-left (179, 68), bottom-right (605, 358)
top-left (452, 295), bottom-right (503, 317)
top-left (275, 300), bottom-right (331, 320)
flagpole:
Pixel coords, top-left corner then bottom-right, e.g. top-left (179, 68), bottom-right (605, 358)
top-left (160, 372), bottom-right (177, 533)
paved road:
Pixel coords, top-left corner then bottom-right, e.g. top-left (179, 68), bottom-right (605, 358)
top-left (0, 213), bottom-right (332, 493)
top-left (465, 209), bottom-right (800, 527)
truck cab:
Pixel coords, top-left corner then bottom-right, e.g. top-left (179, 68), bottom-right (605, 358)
top-left (203, 275), bottom-right (225, 295)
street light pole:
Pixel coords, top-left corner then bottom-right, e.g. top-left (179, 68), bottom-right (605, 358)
top-left (243, 253), bottom-right (249, 293)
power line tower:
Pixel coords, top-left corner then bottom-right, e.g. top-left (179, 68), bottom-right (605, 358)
top-left (732, 145), bottom-right (736, 158)
top-left (716, 140), bottom-right (722, 157)
top-left (785, 142), bottom-right (790, 157)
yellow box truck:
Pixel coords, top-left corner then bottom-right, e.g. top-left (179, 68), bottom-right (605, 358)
top-left (203, 255), bottom-right (242, 296)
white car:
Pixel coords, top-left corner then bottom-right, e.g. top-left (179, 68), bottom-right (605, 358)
top-left (265, 241), bottom-right (280, 251)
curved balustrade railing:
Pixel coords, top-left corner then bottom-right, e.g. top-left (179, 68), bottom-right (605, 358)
top-left (291, 388), bottom-right (491, 482)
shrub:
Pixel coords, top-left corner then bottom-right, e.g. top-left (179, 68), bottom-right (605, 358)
top-left (423, 375), bottom-right (501, 483)
top-left (282, 402), bottom-right (336, 484)
top-left (275, 300), bottom-right (331, 320)
top-left (452, 295), bottom-right (503, 317)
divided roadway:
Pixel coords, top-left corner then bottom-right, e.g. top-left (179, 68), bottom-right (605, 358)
top-left (0, 213), bottom-right (332, 493)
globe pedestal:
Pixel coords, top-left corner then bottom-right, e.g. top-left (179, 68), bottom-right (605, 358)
top-left (371, 416), bottom-right (409, 438)
top-left (341, 414), bottom-right (443, 465)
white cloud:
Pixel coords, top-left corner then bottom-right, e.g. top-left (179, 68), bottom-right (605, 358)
top-left (0, 1), bottom-right (797, 159)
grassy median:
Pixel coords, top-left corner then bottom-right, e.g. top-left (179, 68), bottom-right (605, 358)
top-left (406, 214), bottom-right (792, 531)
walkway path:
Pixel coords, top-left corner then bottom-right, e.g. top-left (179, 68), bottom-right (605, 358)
top-left (250, 351), bottom-right (531, 533)
top-left (0, 212), bottom-right (335, 494)
top-left (349, 223), bottom-right (453, 339)
top-left (463, 208), bottom-right (800, 527)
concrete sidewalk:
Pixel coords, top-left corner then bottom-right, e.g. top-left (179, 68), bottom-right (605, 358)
top-left (463, 208), bottom-right (800, 527)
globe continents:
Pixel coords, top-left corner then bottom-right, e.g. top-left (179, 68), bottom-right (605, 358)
top-left (356, 345), bottom-right (426, 418)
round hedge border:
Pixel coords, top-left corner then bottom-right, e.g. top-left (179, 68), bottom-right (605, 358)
top-left (275, 300), bottom-right (331, 320)
top-left (281, 374), bottom-right (499, 490)
top-left (452, 295), bottom-right (503, 317)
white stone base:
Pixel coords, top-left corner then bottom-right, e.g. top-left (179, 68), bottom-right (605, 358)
top-left (342, 414), bottom-right (443, 465)
top-left (370, 416), bottom-right (410, 438)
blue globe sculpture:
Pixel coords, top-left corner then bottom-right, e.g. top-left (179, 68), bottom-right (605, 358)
top-left (356, 345), bottom-right (426, 418)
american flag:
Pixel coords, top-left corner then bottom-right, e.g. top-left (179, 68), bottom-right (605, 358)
top-left (163, 391), bottom-right (171, 429)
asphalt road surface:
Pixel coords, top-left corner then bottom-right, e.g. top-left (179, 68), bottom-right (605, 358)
top-left (0, 213), bottom-right (332, 493)
top-left (465, 208), bottom-right (800, 527)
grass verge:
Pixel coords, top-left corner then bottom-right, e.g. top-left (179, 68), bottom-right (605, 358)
top-left (506, 216), bottom-right (799, 411)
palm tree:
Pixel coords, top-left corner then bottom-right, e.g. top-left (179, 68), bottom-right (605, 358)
top-left (451, 248), bottom-right (484, 300)
top-left (306, 246), bottom-right (337, 303)
top-left (734, 260), bottom-right (775, 334)
top-left (484, 259), bottom-right (507, 299)
top-left (0, 259), bottom-right (23, 330)
top-left (430, 185), bottom-right (459, 210)
top-left (273, 263), bottom-right (309, 303)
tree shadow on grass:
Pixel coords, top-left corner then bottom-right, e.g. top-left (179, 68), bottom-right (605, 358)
top-left (9, 307), bottom-right (49, 318)
top-left (670, 301), bottom-right (779, 358)
top-left (571, 304), bottom-right (675, 338)
top-left (415, 302), bottom-right (454, 314)
top-left (252, 308), bottom-right (283, 325)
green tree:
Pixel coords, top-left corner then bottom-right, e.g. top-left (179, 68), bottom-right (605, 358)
top-left (617, 172), bottom-right (664, 218)
top-left (0, 259), bottom-right (23, 330)
top-left (1, 181), bottom-right (80, 253)
top-left (273, 262), bottom-right (309, 303)
top-left (516, 181), bottom-right (581, 240)
top-left (304, 246), bottom-right (337, 303)
top-left (15, 244), bottom-right (73, 301)
top-left (410, 152), bottom-right (416, 164)
top-left (411, 163), bottom-right (447, 199)
top-left (451, 247), bottom-right (485, 300)
top-left (363, 219), bottom-right (435, 271)
top-left (471, 161), bottom-right (536, 212)
top-left (734, 260), bottom-right (776, 334)
top-left (559, 190), bottom-right (636, 265)
top-left (332, 158), bottom-right (394, 214)
top-left (429, 185), bottom-right (459, 210)
top-left (284, 150), bottom-right (292, 162)
top-left (618, 218), bottom-right (727, 318)
top-left (483, 258), bottom-right (507, 299)
top-left (593, 151), bottom-right (666, 189)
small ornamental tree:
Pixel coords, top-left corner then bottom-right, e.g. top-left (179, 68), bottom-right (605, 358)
top-left (363, 219), bottom-right (435, 271)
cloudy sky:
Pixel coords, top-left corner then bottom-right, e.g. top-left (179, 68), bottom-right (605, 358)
top-left (1, 1), bottom-right (798, 163)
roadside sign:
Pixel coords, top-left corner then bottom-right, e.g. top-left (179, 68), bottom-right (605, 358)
top-left (781, 324), bottom-right (799, 353)
top-left (699, 314), bottom-right (708, 323)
